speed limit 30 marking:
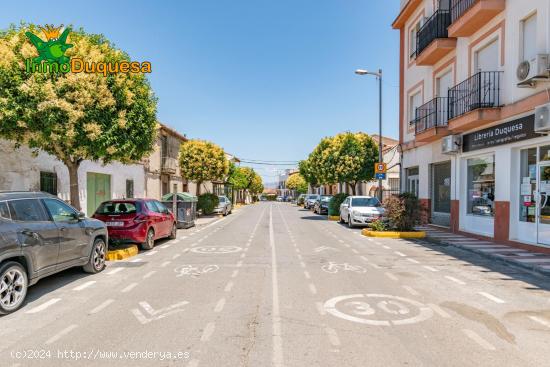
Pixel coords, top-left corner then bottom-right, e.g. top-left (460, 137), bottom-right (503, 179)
top-left (323, 294), bottom-right (433, 326)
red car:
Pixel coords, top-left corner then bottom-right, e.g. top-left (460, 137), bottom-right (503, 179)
top-left (92, 199), bottom-right (177, 250)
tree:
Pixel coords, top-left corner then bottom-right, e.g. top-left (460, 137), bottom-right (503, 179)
top-left (0, 24), bottom-right (157, 209)
top-left (179, 140), bottom-right (229, 195)
top-left (308, 132), bottom-right (378, 195)
top-left (298, 159), bottom-right (317, 191)
top-left (249, 171), bottom-right (264, 196)
top-left (286, 173), bottom-right (307, 194)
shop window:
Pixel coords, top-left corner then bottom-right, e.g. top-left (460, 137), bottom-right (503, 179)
top-left (540, 145), bottom-right (550, 162)
top-left (467, 155), bottom-right (495, 216)
top-left (519, 148), bottom-right (537, 223)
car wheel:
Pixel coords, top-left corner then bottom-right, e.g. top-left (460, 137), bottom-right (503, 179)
top-left (0, 261), bottom-right (28, 315)
top-left (339, 214), bottom-right (344, 223)
top-left (169, 223), bottom-right (177, 240)
top-left (223, 208), bottom-right (228, 216)
top-left (141, 228), bottom-right (155, 250)
top-left (83, 238), bottom-right (107, 274)
top-left (348, 216), bottom-right (355, 228)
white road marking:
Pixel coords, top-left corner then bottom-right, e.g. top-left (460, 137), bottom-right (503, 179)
top-left (297, 254), bottom-right (303, 260)
top-left (344, 244), bottom-right (351, 248)
top-left (394, 251), bottom-right (407, 257)
top-left (478, 292), bottom-right (506, 304)
top-left (214, 298), bottom-right (226, 313)
top-left (159, 244), bottom-right (171, 249)
top-left (385, 272), bottom-right (398, 281)
top-left (26, 298), bottom-right (61, 314)
top-left (240, 253), bottom-right (246, 258)
top-left (237, 260), bottom-right (243, 267)
top-left (351, 249), bottom-right (359, 254)
top-left (270, 205), bottom-right (284, 367)
top-left (360, 256), bottom-right (369, 262)
top-left (121, 282), bottom-right (138, 293)
top-left (201, 322), bottom-right (216, 342)
top-left (145, 251), bottom-right (158, 256)
top-left (309, 284), bottom-right (317, 295)
top-left (72, 281), bottom-right (96, 291)
top-left (368, 263), bottom-right (382, 269)
top-left (303, 271), bottom-right (311, 279)
top-left (161, 261), bottom-right (171, 268)
top-left (143, 271), bottom-right (156, 279)
top-left (89, 299), bottom-right (115, 315)
top-left (402, 285), bottom-right (419, 296)
top-left (423, 266), bottom-right (439, 272)
top-left (427, 303), bottom-right (451, 318)
top-left (338, 239), bottom-right (344, 243)
top-left (406, 258), bottom-right (420, 264)
top-left (325, 327), bottom-right (341, 346)
top-left (106, 268), bottom-right (124, 275)
top-left (316, 302), bottom-right (326, 316)
top-left (173, 254), bottom-right (181, 259)
top-left (462, 329), bottom-right (496, 351)
top-left (224, 281), bottom-right (234, 292)
top-left (529, 316), bottom-right (550, 328)
top-left (231, 270), bottom-right (239, 278)
top-left (445, 276), bottom-right (466, 285)
top-left (130, 258), bottom-right (143, 263)
top-left (300, 261), bottom-right (306, 268)
top-left (383, 245), bottom-right (391, 249)
top-left (295, 248), bottom-right (300, 253)
top-left (367, 238), bottom-right (374, 242)
top-left (46, 324), bottom-right (78, 345)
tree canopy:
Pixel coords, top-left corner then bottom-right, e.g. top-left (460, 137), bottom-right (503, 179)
top-left (0, 24), bottom-right (157, 209)
top-left (286, 173), bottom-right (307, 194)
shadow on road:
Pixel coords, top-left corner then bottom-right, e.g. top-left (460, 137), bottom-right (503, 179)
top-left (300, 215), bottom-right (328, 221)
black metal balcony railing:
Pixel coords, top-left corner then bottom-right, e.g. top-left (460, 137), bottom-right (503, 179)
top-left (415, 97), bottom-right (449, 134)
top-left (450, 0), bottom-right (476, 23)
top-left (416, 10), bottom-right (452, 56)
top-left (448, 71), bottom-right (503, 120)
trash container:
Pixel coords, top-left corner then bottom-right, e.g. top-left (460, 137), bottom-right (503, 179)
top-left (162, 192), bottom-right (198, 229)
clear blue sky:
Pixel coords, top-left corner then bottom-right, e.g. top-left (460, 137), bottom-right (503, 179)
top-left (3, 1), bottom-right (400, 185)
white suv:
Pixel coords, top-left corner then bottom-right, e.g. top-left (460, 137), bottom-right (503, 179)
top-left (339, 196), bottom-right (385, 228)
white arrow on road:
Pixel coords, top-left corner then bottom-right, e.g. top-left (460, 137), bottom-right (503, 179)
top-left (314, 246), bottom-right (339, 253)
top-left (131, 300), bottom-right (189, 324)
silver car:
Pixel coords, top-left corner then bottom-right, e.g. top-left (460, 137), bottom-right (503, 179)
top-left (214, 196), bottom-right (233, 216)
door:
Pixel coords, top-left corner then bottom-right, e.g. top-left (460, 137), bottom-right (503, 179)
top-left (43, 198), bottom-right (88, 266)
top-left (475, 39), bottom-right (499, 72)
top-left (154, 201), bottom-right (172, 236)
top-left (8, 199), bottom-right (60, 277)
top-left (87, 172), bottom-right (111, 216)
top-left (145, 201), bottom-right (165, 238)
top-left (431, 162), bottom-right (451, 227)
top-left (537, 163), bottom-right (550, 246)
top-left (340, 197), bottom-right (350, 220)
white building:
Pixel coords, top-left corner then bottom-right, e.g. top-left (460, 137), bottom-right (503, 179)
top-left (0, 139), bottom-right (144, 216)
top-left (393, 0), bottom-right (550, 246)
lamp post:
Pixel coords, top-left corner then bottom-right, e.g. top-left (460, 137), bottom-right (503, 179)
top-left (355, 68), bottom-right (383, 201)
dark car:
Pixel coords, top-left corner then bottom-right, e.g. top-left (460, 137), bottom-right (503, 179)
top-left (304, 194), bottom-right (320, 209)
top-left (313, 195), bottom-right (333, 215)
top-left (0, 191), bottom-right (108, 315)
top-left (92, 199), bottom-right (176, 250)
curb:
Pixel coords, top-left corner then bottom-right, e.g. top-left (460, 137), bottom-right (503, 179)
top-left (362, 229), bottom-right (426, 239)
top-left (328, 216), bottom-right (340, 221)
top-left (421, 236), bottom-right (550, 277)
top-left (106, 245), bottom-right (139, 261)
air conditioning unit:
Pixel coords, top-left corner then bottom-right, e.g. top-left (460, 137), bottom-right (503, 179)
top-left (517, 54), bottom-right (550, 87)
top-left (535, 103), bottom-right (550, 133)
top-left (442, 135), bottom-right (461, 154)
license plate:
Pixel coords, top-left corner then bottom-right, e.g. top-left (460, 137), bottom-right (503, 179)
top-left (106, 221), bottom-right (124, 227)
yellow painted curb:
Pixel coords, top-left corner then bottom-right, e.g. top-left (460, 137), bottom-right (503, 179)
top-left (328, 216), bottom-right (340, 221)
top-left (361, 229), bottom-right (426, 239)
top-left (106, 245), bottom-right (139, 261)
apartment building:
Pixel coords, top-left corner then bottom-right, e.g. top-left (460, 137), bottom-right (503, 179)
top-left (393, 0), bottom-right (550, 247)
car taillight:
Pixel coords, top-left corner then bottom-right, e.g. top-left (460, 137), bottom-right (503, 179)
top-left (134, 214), bottom-right (147, 223)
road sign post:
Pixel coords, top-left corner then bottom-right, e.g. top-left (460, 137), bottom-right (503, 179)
top-left (374, 163), bottom-right (387, 195)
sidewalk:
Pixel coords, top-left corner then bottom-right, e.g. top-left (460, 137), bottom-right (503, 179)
top-left (417, 225), bottom-right (550, 277)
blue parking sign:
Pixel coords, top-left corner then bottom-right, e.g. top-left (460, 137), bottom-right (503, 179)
top-left (375, 173), bottom-right (386, 180)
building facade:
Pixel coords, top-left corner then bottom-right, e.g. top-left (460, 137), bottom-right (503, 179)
top-left (393, 0), bottom-right (550, 246)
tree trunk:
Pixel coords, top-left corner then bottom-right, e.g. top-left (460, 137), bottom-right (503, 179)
top-left (196, 181), bottom-right (202, 196)
top-left (348, 182), bottom-right (356, 195)
top-left (66, 160), bottom-right (81, 211)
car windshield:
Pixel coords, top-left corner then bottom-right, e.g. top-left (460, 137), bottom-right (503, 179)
top-left (320, 196), bottom-right (332, 202)
top-left (351, 198), bottom-right (380, 207)
top-left (218, 197), bottom-right (226, 202)
top-left (308, 195), bottom-right (319, 199)
top-left (96, 201), bottom-right (139, 214)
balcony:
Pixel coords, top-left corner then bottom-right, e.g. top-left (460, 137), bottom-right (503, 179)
top-left (414, 97), bottom-right (450, 142)
top-left (416, 10), bottom-right (456, 66)
top-left (448, 71), bottom-right (503, 131)
top-left (448, 0), bottom-right (505, 37)
top-left (161, 156), bottom-right (178, 175)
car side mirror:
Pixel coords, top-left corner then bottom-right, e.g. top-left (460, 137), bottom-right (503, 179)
top-left (74, 212), bottom-right (86, 220)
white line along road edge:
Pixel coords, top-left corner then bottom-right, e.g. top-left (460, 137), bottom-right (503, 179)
top-left (270, 205), bottom-right (284, 367)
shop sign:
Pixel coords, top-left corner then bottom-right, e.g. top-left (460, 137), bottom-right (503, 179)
top-left (462, 115), bottom-right (539, 152)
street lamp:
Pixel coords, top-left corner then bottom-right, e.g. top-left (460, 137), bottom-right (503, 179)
top-left (355, 68), bottom-right (383, 201)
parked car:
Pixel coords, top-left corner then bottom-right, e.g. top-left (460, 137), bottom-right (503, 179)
top-left (214, 196), bottom-right (232, 216)
top-left (339, 196), bottom-right (385, 228)
top-left (0, 191), bottom-right (108, 315)
top-left (92, 199), bottom-right (176, 251)
top-left (297, 194), bottom-right (306, 206)
top-left (276, 196), bottom-right (283, 202)
top-left (304, 194), bottom-right (320, 209)
top-left (313, 195), bottom-right (333, 214)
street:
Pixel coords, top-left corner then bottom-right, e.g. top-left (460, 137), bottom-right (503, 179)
top-left (1, 203), bottom-right (549, 367)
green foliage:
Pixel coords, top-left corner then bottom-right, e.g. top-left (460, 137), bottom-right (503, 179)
top-left (265, 194), bottom-right (277, 201)
top-left (297, 195), bottom-right (305, 205)
top-left (227, 165), bottom-right (263, 195)
top-left (369, 219), bottom-right (387, 232)
top-left (298, 159), bottom-right (318, 187)
top-left (179, 140), bottom-right (229, 194)
top-left (383, 193), bottom-right (422, 231)
top-left (197, 193), bottom-right (219, 215)
top-left (328, 193), bottom-right (349, 216)
top-left (286, 173), bottom-right (308, 194)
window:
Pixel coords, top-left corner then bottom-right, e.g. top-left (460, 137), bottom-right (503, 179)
top-left (43, 198), bottom-right (77, 222)
top-left (351, 197), bottom-right (381, 207)
top-left (0, 202), bottom-right (10, 220)
top-left (409, 91), bottom-right (422, 125)
top-left (126, 180), bottom-right (134, 198)
top-left (467, 155), bottom-right (495, 216)
top-left (521, 13), bottom-right (537, 62)
top-left (40, 171), bottom-right (57, 195)
top-left (154, 201), bottom-right (169, 214)
top-left (406, 167), bottom-right (419, 197)
top-left (519, 148), bottom-right (537, 223)
top-left (8, 199), bottom-right (49, 222)
top-left (96, 201), bottom-right (139, 215)
top-left (388, 178), bottom-right (400, 191)
top-left (409, 21), bottom-right (422, 59)
top-left (474, 39), bottom-right (499, 72)
top-left (540, 145), bottom-right (550, 162)
top-left (145, 201), bottom-right (160, 213)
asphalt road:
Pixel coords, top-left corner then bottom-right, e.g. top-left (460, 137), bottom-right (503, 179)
top-left (1, 202), bottom-right (550, 367)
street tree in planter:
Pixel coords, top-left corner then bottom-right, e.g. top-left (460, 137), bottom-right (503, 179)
top-left (286, 173), bottom-right (307, 194)
top-left (0, 24), bottom-right (157, 210)
top-left (179, 140), bottom-right (229, 196)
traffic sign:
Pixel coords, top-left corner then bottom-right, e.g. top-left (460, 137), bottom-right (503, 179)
top-left (375, 173), bottom-right (386, 180)
top-left (375, 162), bottom-right (387, 174)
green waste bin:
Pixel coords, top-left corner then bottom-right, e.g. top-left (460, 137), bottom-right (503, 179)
top-left (162, 192), bottom-right (198, 229)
